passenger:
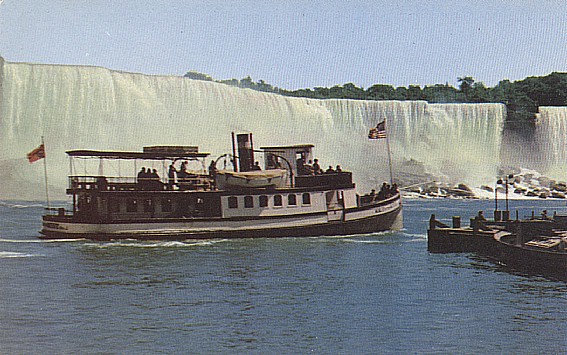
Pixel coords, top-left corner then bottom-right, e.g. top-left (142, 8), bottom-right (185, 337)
top-left (208, 160), bottom-right (217, 176)
top-left (178, 161), bottom-right (188, 188)
top-left (96, 176), bottom-right (108, 191)
top-left (150, 169), bottom-right (161, 190)
top-left (304, 160), bottom-right (314, 175)
top-left (168, 164), bottom-right (176, 190)
top-left (378, 182), bottom-right (388, 199)
top-left (137, 167), bottom-right (147, 190)
top-left (335, 165), bottom-right (342, 173)
top-left (390, 183), bottom-right (398, 195)
top-left (477, 211), bottom-right (487, 221)
top-left (325, 166), bottom-right (335, 174)
top-left (542, 210), bottom-right (549, 220)
top-left (296, 158), bottom-right (307, 175)
top-left (208, 160), bottom-right (217, 190)
top-left (312, 159), bottom-right (322, 175)
top-left (252, 161), bottom-right (262, 171)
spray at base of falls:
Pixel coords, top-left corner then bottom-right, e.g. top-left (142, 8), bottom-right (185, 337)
top-left (0, 59), bottom-right (506, 200)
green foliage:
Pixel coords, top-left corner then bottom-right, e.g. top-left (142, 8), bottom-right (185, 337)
top-left (182, 70), bottom-right (567, 124)
top-left (183, 71), bottom-right (213, 81)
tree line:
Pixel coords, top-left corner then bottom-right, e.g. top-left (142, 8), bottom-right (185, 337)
top-left (184, 71), bottom-right (567, 124)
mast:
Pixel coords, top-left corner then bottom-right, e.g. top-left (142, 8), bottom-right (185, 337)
top-left (368, 117), bottom-right (394, 184)
top-left (384, 118), bottom-right (394, 184)
top-left (41, 136), bottom-right (51, 210)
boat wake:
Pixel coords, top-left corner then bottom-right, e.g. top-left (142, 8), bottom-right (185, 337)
top-left (343, 236), bottom-right (426, 244)
top-left (0, 251), bottom-right (42, 258)
top-left (82, 239), bottom-right (229, 249)
top-left (314, 230), bottom-right (426, 244)
top-left (0, 201), bottom-right (45, 209)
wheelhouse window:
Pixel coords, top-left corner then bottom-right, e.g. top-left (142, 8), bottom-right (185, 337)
top-left (126, 199), bottom-right (138, 212)
top-left (161, 198), bottom-right (173, 212)
top-left (288, 194), bottom-right (297, 206)
top-left (274, 195), bottom-right (283, 207)
top-left (244, 196), bottom-right (254, 208)
top-left (302, 193), bottom-right (311, 205)
top-left (259, 195), bottom-right (268, 207)
top-left (228, 196), bottom-right (238, 209)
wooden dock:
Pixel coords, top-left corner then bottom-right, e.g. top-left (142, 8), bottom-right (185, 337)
top-left (427, 214), bottom-right (503, 254)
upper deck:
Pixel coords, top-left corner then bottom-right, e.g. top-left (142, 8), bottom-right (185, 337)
top-left (65, 142), bottom-right (354, 195)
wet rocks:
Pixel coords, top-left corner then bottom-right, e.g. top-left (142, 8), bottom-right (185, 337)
top-left (498, 168), bottom-right (567, 200)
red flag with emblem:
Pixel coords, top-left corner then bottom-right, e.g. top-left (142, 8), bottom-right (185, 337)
top-left (27, 144), bottom-right (46, 163)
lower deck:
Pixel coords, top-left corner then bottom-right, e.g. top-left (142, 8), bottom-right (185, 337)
top-left (41, 193), bottom-right (402, 240)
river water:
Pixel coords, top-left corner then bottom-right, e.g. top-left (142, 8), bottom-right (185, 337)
top-left (0, 198), bottom-right (565, 353)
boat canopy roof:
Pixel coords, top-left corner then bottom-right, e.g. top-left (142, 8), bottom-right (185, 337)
top-left (260, 144), bottom-right (314, 151)
top-left (66, 149), bottom-right (210, 160)
top-left (216, 169), bottom-right (287, 180)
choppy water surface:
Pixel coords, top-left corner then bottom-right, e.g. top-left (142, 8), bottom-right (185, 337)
top-left (0, 199), bottom-right (565, 353)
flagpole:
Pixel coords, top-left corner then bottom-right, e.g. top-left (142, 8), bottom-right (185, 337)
top-left (384, 118), bottom-right (394, 184)
top-left (41, 136), bottom-right (51, 210)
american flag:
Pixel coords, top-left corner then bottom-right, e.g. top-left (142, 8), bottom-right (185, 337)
top-left (368, 120), bottom-right (387, 139)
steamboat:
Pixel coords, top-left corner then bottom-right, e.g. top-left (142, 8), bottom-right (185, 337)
top-left (41, 133), bottom-right (402, 240)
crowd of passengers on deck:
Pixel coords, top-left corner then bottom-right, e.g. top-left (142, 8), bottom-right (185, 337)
top-left (372, 182), bottom-right (398, 199)
top-left (296, 158), bottom-right (343, 176)
top-left (135, 161), bottom-right (202, 191)
top-left (136, 167), bottom-right (163, 190)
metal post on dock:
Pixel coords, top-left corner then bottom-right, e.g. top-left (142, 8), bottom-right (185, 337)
top-left (429, 214), bottom-right (436, 230)
top-left (515, 221), bottom-right (523, 246)
top-left (494, 178), bottom-right (500, 221)
top-left (452, 216), bottom-right (461, 228)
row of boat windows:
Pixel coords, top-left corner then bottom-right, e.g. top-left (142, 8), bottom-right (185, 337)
top-left (107, 198), bottom-right (174, 213)
top-left (228, 193), bottom-right (311, 209)
top-left (103, 193), bottom-right (313, 213)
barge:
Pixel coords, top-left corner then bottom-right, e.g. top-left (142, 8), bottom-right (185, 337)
top-left (428, 211), bottom-right (567, 280)
top-left (41, 133), bottom-right (402, 240)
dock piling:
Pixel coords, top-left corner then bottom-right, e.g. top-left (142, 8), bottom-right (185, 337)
top-left (452, 216), bottom-right (461, 228)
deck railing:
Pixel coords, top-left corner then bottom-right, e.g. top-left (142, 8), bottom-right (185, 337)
top-left (67, 175), bottom-right (212, 192)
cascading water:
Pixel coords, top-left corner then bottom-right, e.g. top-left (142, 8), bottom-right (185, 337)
top-left (391, 103), bottom-right (505, 187)
top-left (0, 58), bottom-right (506, 200)
top-left (500, 106), bottom-right (567, 183)
top-left (533, 107), bottom-right (567, 181)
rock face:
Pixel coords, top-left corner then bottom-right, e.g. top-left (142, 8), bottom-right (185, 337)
top-left (403, 182), bottom-right (477, 199)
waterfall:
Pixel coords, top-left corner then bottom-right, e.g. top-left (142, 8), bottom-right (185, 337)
top-left (391, 103), bottom-right (505, 187)
top-left (534, 107), bottom-right (567, 181)
top-left (0, 59), bottom-right (506, 200)
top-left (500, 107), bottom-right (567, 182)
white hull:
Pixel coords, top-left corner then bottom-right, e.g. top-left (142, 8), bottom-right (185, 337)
top-left (42, 195), bottom-right (402, 240)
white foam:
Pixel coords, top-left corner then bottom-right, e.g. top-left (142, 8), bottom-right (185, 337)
top-left (0, 251), bottom-right (39, 258)
top-left (82, 239), bottom-right (227, 248)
